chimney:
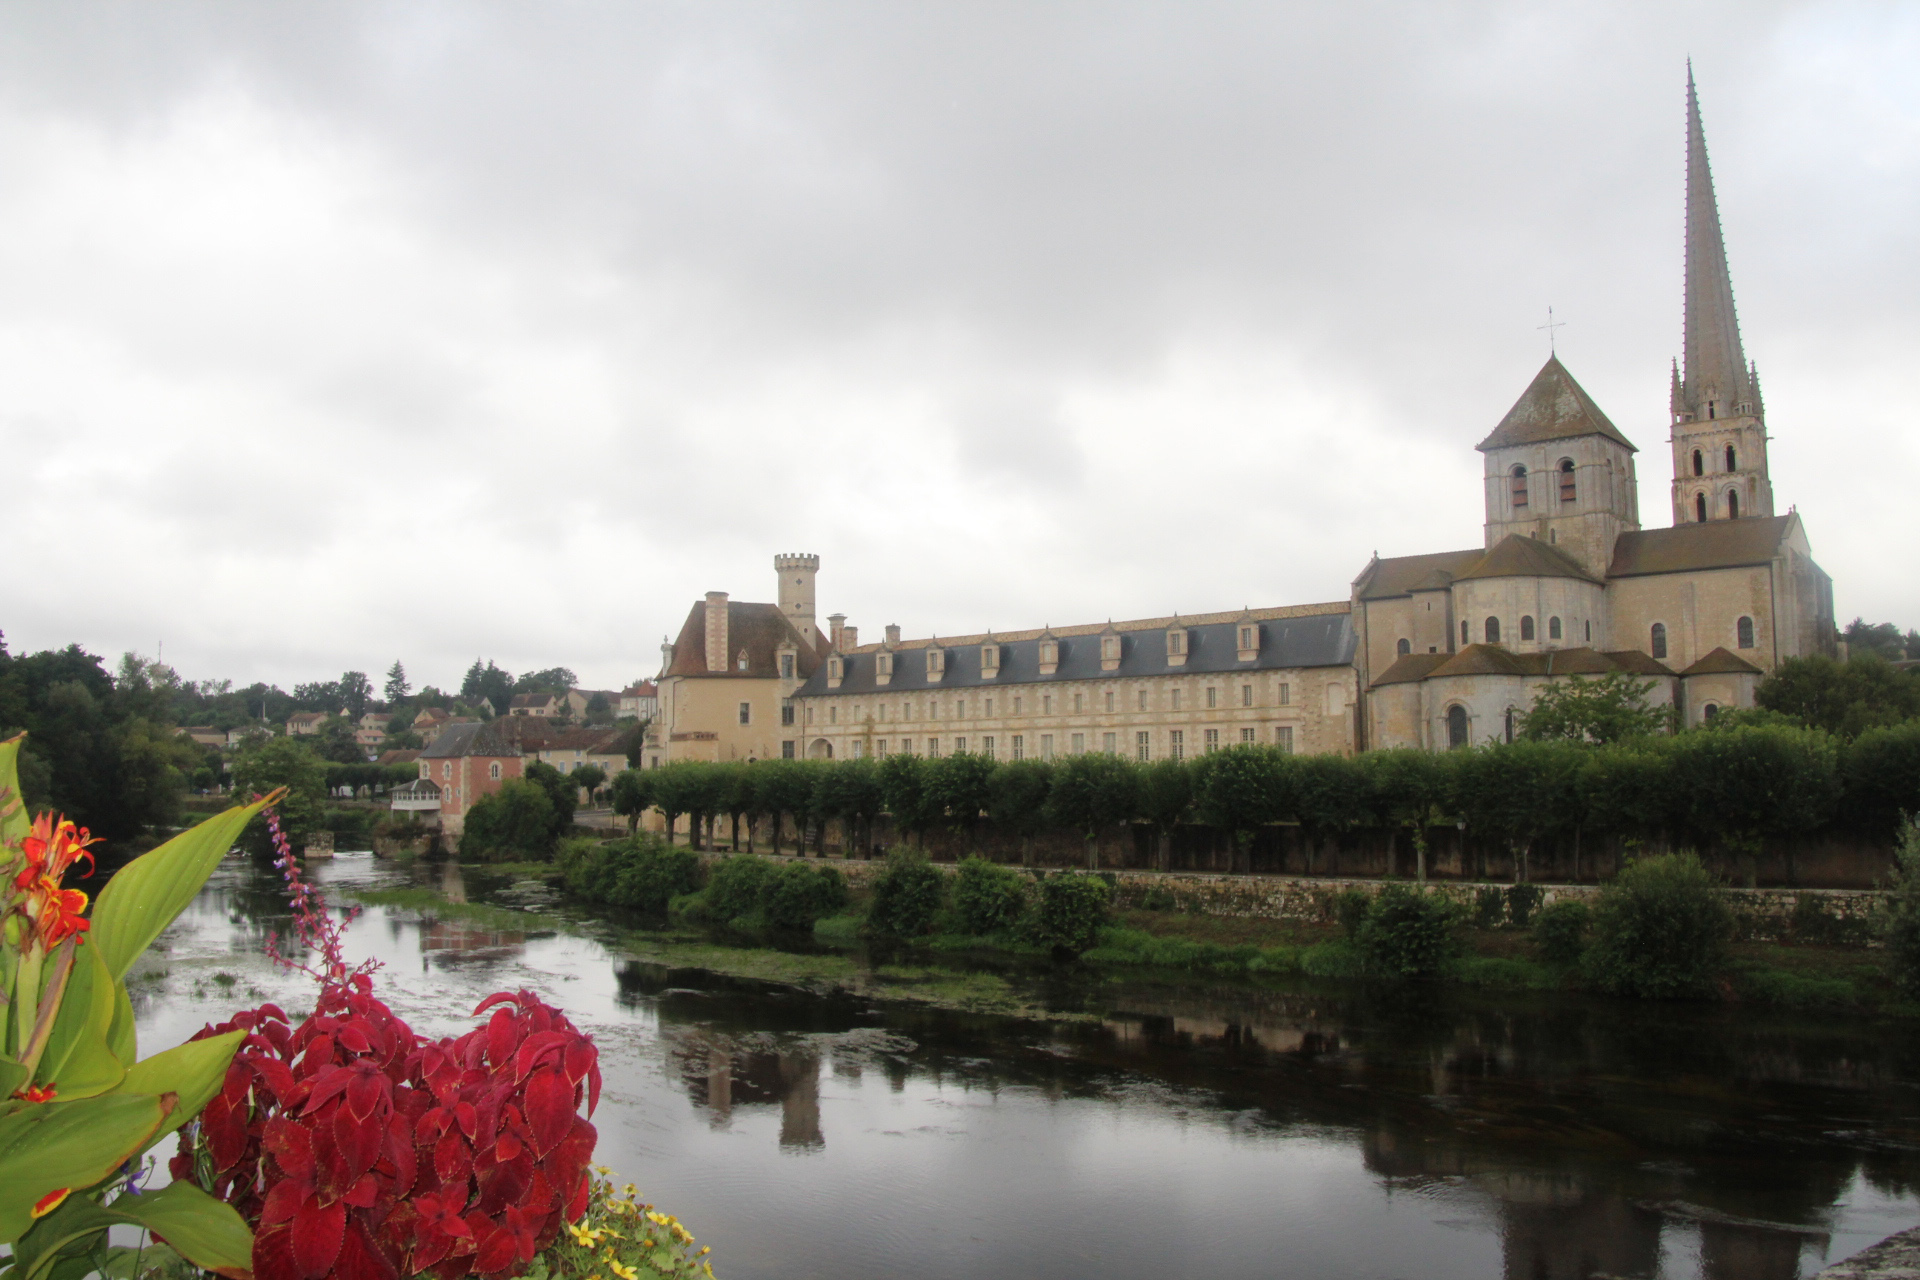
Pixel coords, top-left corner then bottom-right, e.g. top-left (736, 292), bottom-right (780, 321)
top-left (828, 613), bottom-right (846, 651)
top-left (842, 625), bottom-right (858, 650)
top-left (704, 592), bottom-right (730, 672)
top-left (885, 623), bottom-right (901, 645)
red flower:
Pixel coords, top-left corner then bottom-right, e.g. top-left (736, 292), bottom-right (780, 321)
top-left (10, 813), bottom-right (99, 952)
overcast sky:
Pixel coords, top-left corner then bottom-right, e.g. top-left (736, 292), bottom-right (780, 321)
top-left (1, 2), bottom-right (1914, 695)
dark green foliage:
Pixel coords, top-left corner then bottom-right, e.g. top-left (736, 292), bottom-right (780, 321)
top-left (867, 850), bottom-right (947, 938)
top-left (1530, 900), bottom-right (1591, 967)
top-left (523, 760), bottom-right (578, 839)
top-left (1361, 749), bottom-right (1445, 876)
top-left (1844, 618), bottom-right (1920, 662)
top-left (460, 659), bottom-right (516, 716)
top-left (922, 752), bottom-right (995, 833)
top-left (811, 757), bottom-right (882, 854)
top-left (1758, 653), bottom-right (1920, 738)
top-left (953, 856), bottom-right (1028, 935)
top-left (1043, 752), bottom-right (1140, 837)
top-left (1583, 853), bottom-right (1732, 998)
top-left (1879, 818), bottom-right (1920, 998)
top-left (323, 762), bottom-right (420, 794)
top-left (877, 753), bottom-right (934, 839)
top-left (1519, 672), bottom-right (1668, 744)
top-left (1575, 743), bottom-right (1672, 844)
top-left (1791, 893), bottom-right (1869, 946)
top-left (1663, 725), bottom-right (1839, 867)
top-left (556, 833), bottom-right (703, 911)
top-left (458, 779), bottom-right (558, 861)
top-left (231, 735), bottom-right (329, 852)
top-left (1840, 721), bottom-right (1920, 840)
top-left (1331, 888), bottom-right (1372, 939)
top-left (1452, 740), bottom-right (1583, 882)
top-left (763, 862), bottom-right (849, 930)
top-left (1136, 758), bottom-right (1194, 857)
top-left (1191, 746), bottom-right (1289, 845)
top-left (1356, 886), bottom-right (1459, 979)
top-left (987, 759), bottom-right (1055, 859)
top-left (1026, 872), bottom-right (1113, 955)
top-left (1471, 887), bottom-right (1505, 930)
top-left (754, 758), bottom-right (821, 854)
top-left (1505, 882), bottom-right (1545, 928)
top-left (609, 768), bottom-right (653, 833)
top-left (705, 855), bottom-right (778, 923)
top-left (646, 761), bottom-right (706, 843)
top-left (572, 763), bottom-right (608, 802)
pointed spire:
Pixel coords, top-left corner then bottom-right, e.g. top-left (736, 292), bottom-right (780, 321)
top-left (1679, 63), bottom-right (1752, 419)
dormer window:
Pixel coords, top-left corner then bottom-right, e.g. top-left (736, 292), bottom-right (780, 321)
top-left (981, 643), bottom-right (1000, 675)
top-left (1236, 623), bottom-right (1259, 662)
top-left (875, 651), bottom-right (894, 684)
top-left (779, 652), bottom-right (795, 679)
top-left (1038, 638), bottom-right (1060, 675)
top-left (1099, 631), bottom-right (1121, 671)
top-left (1165, 628), bottom-right (1188, 666)
top-left (927, 648), bottom-right (946, 679)
top-left (736, 650), bottom-right (750, 672)
top-left (826, 655), bottom-right (844, 689)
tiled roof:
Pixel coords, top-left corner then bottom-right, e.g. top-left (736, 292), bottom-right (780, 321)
top-left (1391, 644), bottom-right (1676, 686)
top-left (1603, 650), bottom-right (1677, 676)
top-left (420, 721), bottom-right (521, 759)
top-left (1370, 652), bottom-right (1450, 687)
top-left (1607, 516), bottom-right (1794, 578)
top-left (1456, 535), bottom-right (1603, 585)
top-left (1476, 355), bottom-right (1637, 452)
top-left (1680, 646), bottom-right (1763, 676)
top-left (794, 609), bottom-right (1355, 698)
top-left (664, 600), bottom-right (826, 679)
top-left (1354, 549), bottom-right (1483, 601)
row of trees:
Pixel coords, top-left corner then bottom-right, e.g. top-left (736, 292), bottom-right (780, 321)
top-left (604, 718), bottom-right (1920, 881)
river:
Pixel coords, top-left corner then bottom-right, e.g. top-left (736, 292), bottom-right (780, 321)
top-left (127, 850), bottom-right (1920, 1280)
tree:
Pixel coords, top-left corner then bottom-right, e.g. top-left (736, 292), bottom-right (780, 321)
top-left (878, 753), bottom-right (934, 846)
top-left (383, 661), bottom-right (410, 704)
top-left (754, 759), bottom-right (819, 855)
top-left (572, 762), bottom-right (609, 806)
top-left (1840, 722), bottom-right (1920, 842)
top-left (230, 735), bottom-right (328, 850)
top-left (514, 667), bottom-right (578, 696)
top-left (315, 717), bottom-right (365, 765)
top-left (1191, 746), bottom-right (1288, 874)
top-left (338, 671), bottom-right (374, 721)
top-left (459, 779), bottom-right (557, 862)
top-left (1291, 753), bottom-right (1369, 876)
top-left (584, 692), bottom-right (613, 726)
top-left (1664, 724), bottom-right (1840, 885)
top-left (1758, 654), bottom-right (1920, 738)
top-left (522, 760), bottom-right (578, 842)
top-left (1135, 758), bottom-right (1192, 873)
top-left (987, 759), bottom-right (1055, 866)
top-left (1519, 672), bottom-right (1668, 744)
top-left (1362, 749), bottom-right (1447, 883)
top-left (1043, 752), bottom-right (1139, 870)
top-left (1844, 617), bottom-right (1920, 662)
top-left (460, 660), bottom-right (516, 717)
top-left (292, 680), bottom-right (343, 714)
top-left (609, 768), bottom-right (654, 833)
top-left (1452, 742), bottom-right (1583, 883)
top-left (647, 761), bottom-right (704, 845)
top-left (922, 752), bottom-right (996, 842)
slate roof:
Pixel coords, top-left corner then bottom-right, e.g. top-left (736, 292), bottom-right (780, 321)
top-left (1455, 534), bottom-right (1603, 585)
top-left (1607, 515), bottom-right (1794, 578)
top-left (794, 608), bottom-right (1355, 698)
top-left (663, 600), bottom-right (826, 679)
top-left (1354, 549), bottom-right (1483, 601)
top-left (1374, 644), bottom-right (1675, 688)
top-left (420, 721), bottom-right (521, 759)
top-left (1477, 355), bottom-right (1637, 452)
top-left (1680, 646), bottom-right (1763, 676)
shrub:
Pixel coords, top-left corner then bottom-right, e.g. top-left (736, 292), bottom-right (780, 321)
top-left (1531, 899), bottom-right (1592, 967)
top-left (1331, 887), bottom-right (1372, 939)
top-left (704, 855), bottom-right (777, 923)
top-left (953, 856), bottom-right (1028, 935)
top-left (555, 835), bottom-right (614, 896)
top-left (763, 861), bottom-right (849, 930)
top-left (609, 837), bottom-right (704, 913)
top-left (459, 778), bottom-right (558, 861)
top-left (1356, 886), bottom-right (1459, 979)
top-left (1791, 893), bottom-right (1869, 946)
top-left (868, 851), bottom-right (947, 937)
top-left (1505, 882), bottom-right (1545, 928)
top-left (1583, 853), bottom-right (1732, 998)
top-left (1471, 886), bottom-right (1505, 930)
top-left (1026, 872), bottom-right (1113, 955)
top-left (1880, 817), bottom-right (1920, 997)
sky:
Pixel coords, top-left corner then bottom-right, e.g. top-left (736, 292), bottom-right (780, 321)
top-left (1, 2), bottom-right (1915, 695)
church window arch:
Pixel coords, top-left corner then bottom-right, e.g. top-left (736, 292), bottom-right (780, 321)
top-left (1446, 705), bottom-right (1469, 750)
top-left (1694, 492), bottom-right (1707, 522)
top-left (1650, 622), bottom-right (1668, 660)
top-left (1737, 616), bottom-right (1755, 649)
top-left (1509, 465), bottom-right (1528, 509)
top-left (1702, 703), bottom-right (1720, 722)
top-left (1396, 638), bottom-right (1411, 656)
top-left (1692, 449), bottom-right (1704, 477)
top-left (1558, 458), bottom-right (1576, 503)
top-left (1485, 616), bottom-right (1501, 644)
top-left (1520, 615), bottom-right (1535, 641)
top-left (1727, 490), bottom-right (1740, 519)
top-left (1725, 444), bottom-right (1737, 471)
top-left (1548, 616), bottom-right (1562, 641)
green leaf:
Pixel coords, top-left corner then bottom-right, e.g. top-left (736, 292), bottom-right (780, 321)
top-left (112, 1030), bottom-right (244, 1155)
top-left (35, 944), bottom-right (122, 1101)
top-left (0, 736), bottom-right (28, 847)
top-left (104, 984), bottom-right (135, 1070)
top-left (105, 1182), bottom-right (252, 1277)
top-left (87, 798), bottom-right (270, 984)
top-left (0, 1093), bottom-right (166, 1244)
top-left (0, 1058), bottom-right (29, 1104)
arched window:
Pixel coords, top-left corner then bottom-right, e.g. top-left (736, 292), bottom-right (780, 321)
top-left (1695, 493), bottom-right (1707, 522)
top-left (1447, 705), bottom-right (1469, 750)
top-left (1692, 449), bottom-right (1704, 477)
top-left (1520, 616), bottom-right (1535, 641)
top-left (1727, 490), bottom-right (1739, 519)
top-left (1737, 616), bottom-right (1755, 649)
top-left (1558, 458), bottom-right (1576, 503)
top-left (1504, 708), bottom-right (1516, 743)
top-left (489, 762), bottom-right (501, 781)
top-left (1510, 465), bottom-right (1529, 508)
top-left (1485, 617), bottom-right (1501, 644)
top-left (1725, 444), bottom-right (1736, 471)
top-left (1650, 622), bottom-right (1668, 660)
top-left (1548, 616), bottom-right (1562, 640)
top-left (1703, 703), bottom-right (1719, 721)
top-left (1396, 638), bottom-right (1411, 656)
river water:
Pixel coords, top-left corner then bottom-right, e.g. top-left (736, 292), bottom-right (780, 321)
top-left (127, 850), bottom-right (1920, 1280)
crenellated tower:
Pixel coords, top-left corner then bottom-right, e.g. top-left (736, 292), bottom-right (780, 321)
top-left (1670, 65), bottom-right (1774, 525)
top-left (774, 553), bottom-right (821, 648)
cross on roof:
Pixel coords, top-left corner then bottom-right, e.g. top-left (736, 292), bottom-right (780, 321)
top-left (1538, 307), bottom-right (1566, 353)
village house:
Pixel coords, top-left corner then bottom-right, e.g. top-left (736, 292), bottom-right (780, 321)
top-left (412, 721), bottom-right (525, 836)
top-left (620, 682), bottom-right (659, 722)
top-left (286, 711), bottom-right (326, 736)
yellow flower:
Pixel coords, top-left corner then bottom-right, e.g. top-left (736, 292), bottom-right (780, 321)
top-left (608, 1261), bottom-right (639, 1280)
top-left (568, 1222), bottom-right (598, 1247)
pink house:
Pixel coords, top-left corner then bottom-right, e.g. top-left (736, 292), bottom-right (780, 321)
top-left (417, 721), bottom-right (525, 835)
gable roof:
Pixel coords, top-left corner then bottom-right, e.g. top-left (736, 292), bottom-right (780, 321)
top-left (1607, 515), bottom-right (1795, 578)
top-left (1477, 355), bottom-right (1637, 453)
top-left (1681, 646), bottom-right (1764, 676)
top-left (1455, 534), bottom-right (1604, 585)
top-left (663, 599), bottom-right (826, 679)
top-left (1354, 549), bottom-right (1483, 601)
top-left (420, 721), bottom-right (521, 759)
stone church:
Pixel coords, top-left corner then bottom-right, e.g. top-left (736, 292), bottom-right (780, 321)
top-left (652, 73), bottom-right (1834, 764)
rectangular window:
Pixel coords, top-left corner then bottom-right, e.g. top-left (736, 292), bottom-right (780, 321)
top-left (876, 740), bottom-right (888, 757)
top-left (1040, 734), bottom-right (1055, 760)
top-left (1171, 689), bottom-right (1182, 711)
top-left (1073, 693), bottom-right (1084, 712)
top-left (1206, 687), bottom-right (1218, 709)
top-left (829, 706), bottom-right (837, 724)
top-left (806, 704), bottom-right (815, 723)
top-left (982, 736), bottom-right (995, 759)
top-left (957, 699), bottom-right (966, 718)
top-left (927, 738), bottom-right (940, 758)
top-left (1170, 729), bottom-right (1185, 760)
top-left (781, 700), bottom-right (795, 725)
top-left (780, 654), bottom-right (795, 678)
top-left (929, 700), bottom-right (938, 720)
top-left (1012, 734), bottom-right (1025, 760)
top-left (1241, 727), bottom-right (1256, 744)
top-left (782, 741), bottom-right (796, 759)
top-left (1278, 683), bottom-right (1291, 706)
top-left (985, 697), bottom-right (993, 716)
top-left (1204, 728), bottom-right (1219, 752)
top-left (851, 740), bottom-right (864, 758)
top-left (1014, 696), bottom-right (1022, 714)
top-left (739, 702), bottom-right (752, 725)
top-left (1241, 684), bottom-right (1253, 707)
top-left (1069, 732), bottom-right (1085, 753)
top-left (1103, 732), bottom-right (1117, 754)
top-left (1138, 690), bottom-right (1148, 711)
top-left (1276, 726), bottom-right (1294, 753)
top-left (954, 736), bottom-right (967, 754)
top-left (880, 704), bottom-right (889, 722)
top-left (1043, 694), bottom-right (1053, 715)
top-left (1135, 731), bottom-right (1151, 762)
top-left (1105, 691), bottom-right (1115, 712)
top-left (903, 702), bottom-right (911, 721)
top-left (900, 738), bottom-right (913, 754)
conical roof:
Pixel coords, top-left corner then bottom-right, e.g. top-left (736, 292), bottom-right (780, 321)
top-left (1476, 355), bottom-right (1636, 452)
top-left (1678, 64), bottom-right (1752, 416)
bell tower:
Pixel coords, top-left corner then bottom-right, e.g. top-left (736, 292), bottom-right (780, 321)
top-left (1670, 66), bottom-right (1774, 525)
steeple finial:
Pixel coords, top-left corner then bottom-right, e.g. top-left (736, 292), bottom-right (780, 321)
top-left (1679, 63), bottom-right (1751, 419)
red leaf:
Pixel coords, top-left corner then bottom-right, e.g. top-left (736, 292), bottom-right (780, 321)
top-left (253, 1222), bottom-right (300, 1280)
top-left (336, 1220), bottom-right (398, 1280)
top-left (345, 1061), bottom-right (388, 1123)
top-left (485, 1009), bottom-right (515, 1071)
top-left (472, 1226), bottom-right (516, 1276)
top-left (265, 1117), bottom-right (316, 1178)
top-left (290, 1197), bottom-right (346, 1280)
top-left (493, 1132), bottom-right (522, 1163)
top-left (333, 1109), bottom-right (383, 1183)
top-left (433, 1131), bottom-right (473, 1188)
top-left (522, 1068), bottom-right (572, 1159)
top-left (562, 1039), bottom-right (594, 1086)
top-left (260, 1177), bottom-right (309, 1228)
top-left (337, 1022), bottom-right (373, 1055)
top-left (453, 1102), bottom-right (477, 1138)
top-left (565, 1169), bottom-right (590, 1222)
top-left (344, 1173), bottom-right (380, 1208)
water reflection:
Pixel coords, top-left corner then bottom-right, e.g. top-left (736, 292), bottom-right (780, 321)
top-left (126, 852), bottom-right (1920, 1280)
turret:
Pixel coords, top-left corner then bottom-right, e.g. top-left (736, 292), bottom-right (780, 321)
top-left (775, 553), bottom-right (820, 646)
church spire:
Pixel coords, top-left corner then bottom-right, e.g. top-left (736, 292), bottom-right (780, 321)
top-left (1678, 62), bottom-right (1753, 420)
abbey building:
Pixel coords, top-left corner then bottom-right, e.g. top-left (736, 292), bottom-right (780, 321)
top-left (646, 72), bottom-right (1833, 765)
